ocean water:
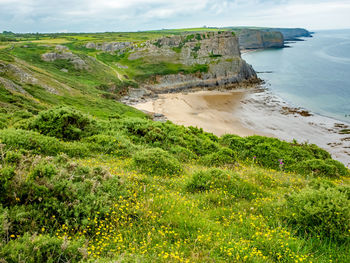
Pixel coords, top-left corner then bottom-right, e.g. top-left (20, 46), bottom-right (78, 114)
top-left (242, 29), bottom-right (350, 123)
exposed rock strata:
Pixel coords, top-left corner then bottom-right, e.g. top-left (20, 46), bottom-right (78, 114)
top-left (41, 51), bottom-right (88, 70)
top-left (262, 28), bottom-right (312, 41)
top-left (85, 42), bottom-right (132, 52)
top-left (130, 31), bottom-right (258, 94)
top-left (0, 61), bottom-right (58, 94)
top-left (238, 29), bottom-right (284, 49)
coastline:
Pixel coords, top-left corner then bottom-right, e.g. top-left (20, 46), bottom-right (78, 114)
top-left (133, 87), bottom-right (350, 166)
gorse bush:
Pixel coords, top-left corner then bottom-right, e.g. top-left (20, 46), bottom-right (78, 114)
top-left (0, 129), bottom-right (89, 157)
top-left (132, 148), bottom-right (183, 176)
top-left (290, 159), bottom-right (349, 178)
top-left (117, 117), bottom-right (219, 156)
top-left (0, 233), bottom-right (85, 263)
top-left (169, 145), bottom-right (197, 162)
top-left (220, 135), bottom-right (335, 172)
top-left (200, 147), bottom-right (237, 166)
top-left (30, 162), bottom-right (57, 180)
top-left (284, 185), bottom-right (350, 242)
top-left (83, 134), bottom-right (136, 157)
top-left (0, 153), bottom-right (125, 237)
top-left (27, 107), bottom-right (97, 141)
top-left (186, 168), bottom-right (262, 199)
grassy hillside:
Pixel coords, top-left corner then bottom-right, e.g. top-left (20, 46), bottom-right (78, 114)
top-left (0, 31), bottom-right (349, 262)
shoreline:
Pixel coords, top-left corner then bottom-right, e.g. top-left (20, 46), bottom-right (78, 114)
top-left (133, 87), bottom-right (350, 166)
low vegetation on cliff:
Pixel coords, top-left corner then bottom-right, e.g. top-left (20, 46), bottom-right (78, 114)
top-left (0, 30), bottom-right (348, 262)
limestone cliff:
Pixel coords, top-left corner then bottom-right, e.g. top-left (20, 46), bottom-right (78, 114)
top-left (124, 31), bottom-right (258, 93)
top-left (238, 29), bottom-right (284, 49)
top-left (262, 28), bottom-right (312, 41)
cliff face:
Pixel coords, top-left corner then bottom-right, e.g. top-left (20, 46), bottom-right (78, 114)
top-left (238, 29), bottom-right (284, 49)
top-left (126, 31), bottom-right (258, 93)
top-left (262, 28), bottom-right (312, 41)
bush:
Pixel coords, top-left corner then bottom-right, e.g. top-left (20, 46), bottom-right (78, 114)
top-left (117, 117), bottom-right (219, 156)
top-left (83, 134), bottom-right (136, 157)
top-left (169, 145), bottom-right (197, 162)
top-left (0, 129), bottom-right (91, 157)
top-left (200, 147), bottom-right (236, 166)
top-left (4, 150), bottom-right (22, 164)
top-left (0, 233), bottom-right (85, 263)
top-left (285, 186), bottom-right (350, 241)
top-left (30, 162), bottom-right (57, 180)
top-left (0, 166), bottom-right (16, 202)
top-left (0, 129), bottom-right (62, 156)
top-left (290, 159), bottom-right (349, 178)
top-left (132, 148), bottom-right (183, 176)
top-left (27, 106), bottom-right (97, 141)
top-left (220, 135), bottom-right (342, 173)
top-left (186, 168), bottom-right (261, 199)
top-left (0, 155), bottom-right (125, 235)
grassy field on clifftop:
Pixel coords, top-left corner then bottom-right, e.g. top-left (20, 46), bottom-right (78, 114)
top-left (0, 31), bottom-right (349, 262)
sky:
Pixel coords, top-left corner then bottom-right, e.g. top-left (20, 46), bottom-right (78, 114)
top-left (1, 0), bottom-right (350, 33)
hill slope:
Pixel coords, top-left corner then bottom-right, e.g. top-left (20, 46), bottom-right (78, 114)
top-left (0, 30), bottom-right (349, 263)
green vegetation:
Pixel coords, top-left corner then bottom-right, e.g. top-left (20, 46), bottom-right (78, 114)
top-left (0, 30), bottom-right (349, 262)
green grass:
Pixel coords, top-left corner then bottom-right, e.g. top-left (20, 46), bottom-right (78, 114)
top-left (0, 29), bottom-right (349, 262)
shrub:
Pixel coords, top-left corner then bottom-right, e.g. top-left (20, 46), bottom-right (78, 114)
top-left (83, 134), bottom-right (136, 157)
top-left (132, 148), bottom-right (183, 176)
top-left (0, 129), bottom-right (63, 156)
top-left (0, 129), bottom-right (91, 157)
top-left (220, 135), bottom-right (343, 174)
top-left (30, 162), bottom-right (57, 180)
top-left (27, 106), bottom-right (97, 141)
top-left (116, 117), bottom-right (219, 156)
top-left (284, 186), bottom-right (350, 241)
top-left (3, 150), bottom-right (22, 164)
top-left (1, 155), bottom-right (125, 235)
top-left (0, 166), bottom-right (16, 202)
top-left (0, 233), bottom-right (85, 263)
top-left (169, 145), bottom-right (197, 162)
top-left (290, 159), bottom-right (349, 178)
top-left (186, 168), bottom-right (261, 199)
top-left (200, 147), bottom-right (236, 166)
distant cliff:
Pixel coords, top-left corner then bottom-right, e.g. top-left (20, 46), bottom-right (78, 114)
top-left (262, 28), bottom-right (312, 41)
top-left (227, 27), bottom-right (312, 50)
top-left (238, 29), bottom-right (284, 49)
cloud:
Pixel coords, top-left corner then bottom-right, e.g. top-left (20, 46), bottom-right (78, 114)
top-left (0, 0), bottom-right (349, 32)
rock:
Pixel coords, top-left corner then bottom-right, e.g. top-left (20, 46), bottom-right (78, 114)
top-left (41, 52), bottom-right (88, 70)
top-left (85, 42), bottom-right (96, 49)
top-left (60, 68), bottom-right (68, 73)
top-left (55, 45), bottom-right (69, 51)
top-left (0, 62), bottom-right (58, 94)
top-left (238, 29), bottom-right (284, 49)
top-left (85, 42), bottom-right (132, 52)
top-left (262, 28), bottom-right (312, 41)
top-left (0, 76), bottom-right (30, 95)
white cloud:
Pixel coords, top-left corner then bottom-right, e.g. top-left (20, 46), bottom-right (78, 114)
top-left (0, 0), bottom-right (349, 32)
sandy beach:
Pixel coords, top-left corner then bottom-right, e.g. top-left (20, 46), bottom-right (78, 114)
top-left (134, 88), bottom-right (350, 166)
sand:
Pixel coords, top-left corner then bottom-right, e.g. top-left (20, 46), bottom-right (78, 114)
top-left (134, 88), bottom-right (350, 166)
top-left (134, 90), bottom-right (266, 137)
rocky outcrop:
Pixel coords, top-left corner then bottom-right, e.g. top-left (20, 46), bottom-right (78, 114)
top-left (85, 42), bottom-right (132, 52)
top-left (127, 31), bottom-right (258, 93)
top-left (238, 29), bottom-right (284, 49)
top-left (0, 61), bottom-right (58, 94)
top-left (41, 49), bottom-right (88, 70)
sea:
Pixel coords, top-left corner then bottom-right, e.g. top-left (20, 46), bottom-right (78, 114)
top-left (242, 29), bottom-right (350, 124)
